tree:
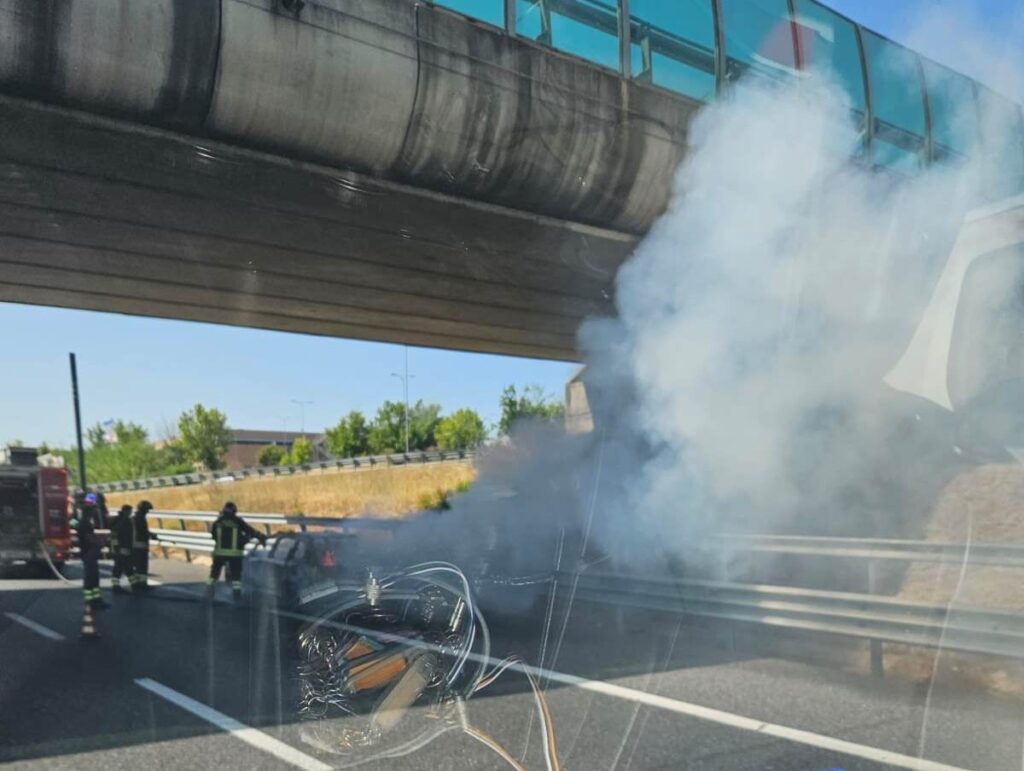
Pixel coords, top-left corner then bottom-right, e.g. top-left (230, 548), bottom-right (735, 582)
top-left (87, 420), bottom-right (148, 448)
top-left (368, 401), bottom-right (406, 454)
top-left (498, 385), bottom-right (565, 435)
top-left (258, 444), bottom-right (287, 466)
top-left (177, 404), bottom-right (231, 470)
top-left (86, 423), bottom-right (106, 448)
top-left (368, 400), bottom-right (442, 454)
top-left (115, 421), bottom-right (148, 444)
top-left (325, 411), bottom-right (369, 457)
top-left (408, 401), bottom-right (441, 450)
top-left (290, 436), bottom-right (313, 464)
top-left (436, 408), bottom-right (487, 451)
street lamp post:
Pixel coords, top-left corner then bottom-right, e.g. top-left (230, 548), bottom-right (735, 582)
top-left (290, 399), bottom-right (313, 434)
top-left (391, 347), bottom-right (415, 454)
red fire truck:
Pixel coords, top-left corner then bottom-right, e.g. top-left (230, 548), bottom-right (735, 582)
top-left (0, 446), bottom-right (71, 574)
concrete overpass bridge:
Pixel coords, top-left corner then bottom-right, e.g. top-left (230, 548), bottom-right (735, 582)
top-left (0, 0), bottom-right (1021, 359)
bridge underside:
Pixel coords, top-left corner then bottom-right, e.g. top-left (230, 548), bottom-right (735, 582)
top-left (0, 97), bottom-right (635, 360)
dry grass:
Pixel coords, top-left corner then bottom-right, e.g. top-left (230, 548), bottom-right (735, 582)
top-left (106, 462), bottom-right (476, 518)
top-left (898, 464), bottom-right (1024, 611)
top-left (881, 464), bottom-right (1024, 697)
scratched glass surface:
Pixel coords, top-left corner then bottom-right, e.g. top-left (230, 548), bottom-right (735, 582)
top-left (1, 1), bottom-right (1023, 771)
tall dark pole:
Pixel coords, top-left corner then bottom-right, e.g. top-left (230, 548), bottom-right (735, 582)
top-left (391, 347), bottom-right (414, 454)
top-left (403, 347), bottom-right (410, 454)
top-left (69, 353), bottom-right (87, 491)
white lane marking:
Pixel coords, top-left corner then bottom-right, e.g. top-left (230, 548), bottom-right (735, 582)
top-left (3, 612), bottom-right (65, 641)
top-left (101, 568), bottom-right (162, 586)
top-left (159, 585), bottom-right (203, 598)
top-left (275, 609), bottom-right (968, 771)
top-left (549, 672), bottom-right (969, 771)
top-left (135, 678), bottom-right (332, 771)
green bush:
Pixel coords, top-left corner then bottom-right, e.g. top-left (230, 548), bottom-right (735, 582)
top-left (436, 408), bottom-right (487, 451)
top-left (416, 488), bottom-right (451, 511)
top-left (290, 437), bottom-right (313, 464)
top-left (325, 411), bottom-right (369, 457)
top-left (257, 444), bottom-right (287, 466)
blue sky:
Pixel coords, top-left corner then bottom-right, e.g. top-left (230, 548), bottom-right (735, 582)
top-left (0, 304), bottom-right (576, 446)
top-left (1, 0), bottom-right (1020, 446)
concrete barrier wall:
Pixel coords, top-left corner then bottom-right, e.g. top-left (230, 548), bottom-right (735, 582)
top-left (0, 0), bottom-right (220, 127)
top-left (0, 0), bottom-right (695, 233)
top-left (210, 0), bottom-right (419, 174)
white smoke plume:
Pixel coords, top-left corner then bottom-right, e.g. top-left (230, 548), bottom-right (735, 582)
top-left (581, 75), bottom-right (971, 557)
top-left (391, 29), bottom-right (1024, 579)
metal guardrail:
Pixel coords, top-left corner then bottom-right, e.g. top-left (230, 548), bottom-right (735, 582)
top-left (146, 512), bottom-right (1024, 669)
top-left (147, 511), bottom-right (399, 562)
top-left (568, 571), bottom-right (1024, 661)
top-left (93, 450), bottom-right (473, 493)
top-left (718, 533), bottom-right (1024, 568)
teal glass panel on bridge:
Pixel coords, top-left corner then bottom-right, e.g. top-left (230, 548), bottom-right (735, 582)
top-left (976, 86), bottom-right (1024, 196)
top-left (627, 0), bottom-right (716, 102)
top-left (720, 0), bottom-right (799, 83)
top-left (793, 0), bottom-right (867, 134)
top-left (517, 0), bottom-right (622, 72)
top-left (861, 31), bottom-right (927, 174)
top-left (434, 0), bottom-right (505, 28)
top-left (921, 59), bottom-right (979, 163)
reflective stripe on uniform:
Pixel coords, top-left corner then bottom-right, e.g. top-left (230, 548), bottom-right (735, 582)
top-left (213, 521), bottom-right (244, 556)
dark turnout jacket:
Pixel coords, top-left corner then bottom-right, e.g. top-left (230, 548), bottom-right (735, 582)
top-left (211, 512), bottom-right (265, 557)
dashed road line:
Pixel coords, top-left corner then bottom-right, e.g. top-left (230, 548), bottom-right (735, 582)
top-left (3, 612), bottom-right (65, 641)
top-left (275, 608), bottom-right (969, 771)
top-left (134, 678), bottom-right (332, 771)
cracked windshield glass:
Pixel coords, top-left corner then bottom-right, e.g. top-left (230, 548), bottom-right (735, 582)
top-left (3, 0), bottom-right (1024, 769)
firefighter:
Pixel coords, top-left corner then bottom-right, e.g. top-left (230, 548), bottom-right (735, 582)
top-left (130, 500), bottom-right (153, 591)
top-left (71, 493), bottom-right (108, 609)
top-left (95, 491), bottom-right (110, 529)
top-left (108, 504), bottom-right (135, 593)
top-left (208, 501), bottom-right (266, 599)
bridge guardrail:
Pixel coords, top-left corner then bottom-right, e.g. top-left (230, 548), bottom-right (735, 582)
top-left (716, 533), bottom-right (1024, 568)
top-left (146, 511), bottom-right (1024, 671)
top-left (93, 450), bottom-right (473, 493)
top-left (567, 571), bottom-right (1024, 661)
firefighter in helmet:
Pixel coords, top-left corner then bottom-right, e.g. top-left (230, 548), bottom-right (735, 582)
top-left (95, 490), bottom-right (110, 529)
top-left (71, 493), bottom-right (108, 609)
top-left (209, 501), bottom-right (266, 599)
top-left (108, 504), bottom-right (135, 593)
top-left (130, 500), bottom-right (153, 591)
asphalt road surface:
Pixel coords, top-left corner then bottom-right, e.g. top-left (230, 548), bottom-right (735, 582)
top-left (1, 558), bottom-right (1021, 771)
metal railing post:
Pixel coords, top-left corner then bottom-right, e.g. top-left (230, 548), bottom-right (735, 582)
top-left (618, 0), bottom-right (631, 79)
top-left (867, 559), bottom-right (883, 676)
top-left (179, 518), bottom-right (192, 562)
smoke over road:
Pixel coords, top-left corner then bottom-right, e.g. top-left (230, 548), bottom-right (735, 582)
top-left (396, 24), bottom-right (1024, 579)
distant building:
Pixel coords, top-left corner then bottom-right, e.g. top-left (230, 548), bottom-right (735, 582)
top-left (223, 430), bottom-right (325, 468)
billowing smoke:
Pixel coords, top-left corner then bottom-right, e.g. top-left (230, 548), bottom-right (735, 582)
top-left (387, 42), bottom-right (1024, 580)
top-left (582, 75), bottom-right (972, 557)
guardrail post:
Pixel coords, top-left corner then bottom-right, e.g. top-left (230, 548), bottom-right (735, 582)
top-left (717, 550), bottom-right (730, 582)
top-left (179, 519), bottom-right (192, 563)
top-left (867, 559), bottom-right (883, 676)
